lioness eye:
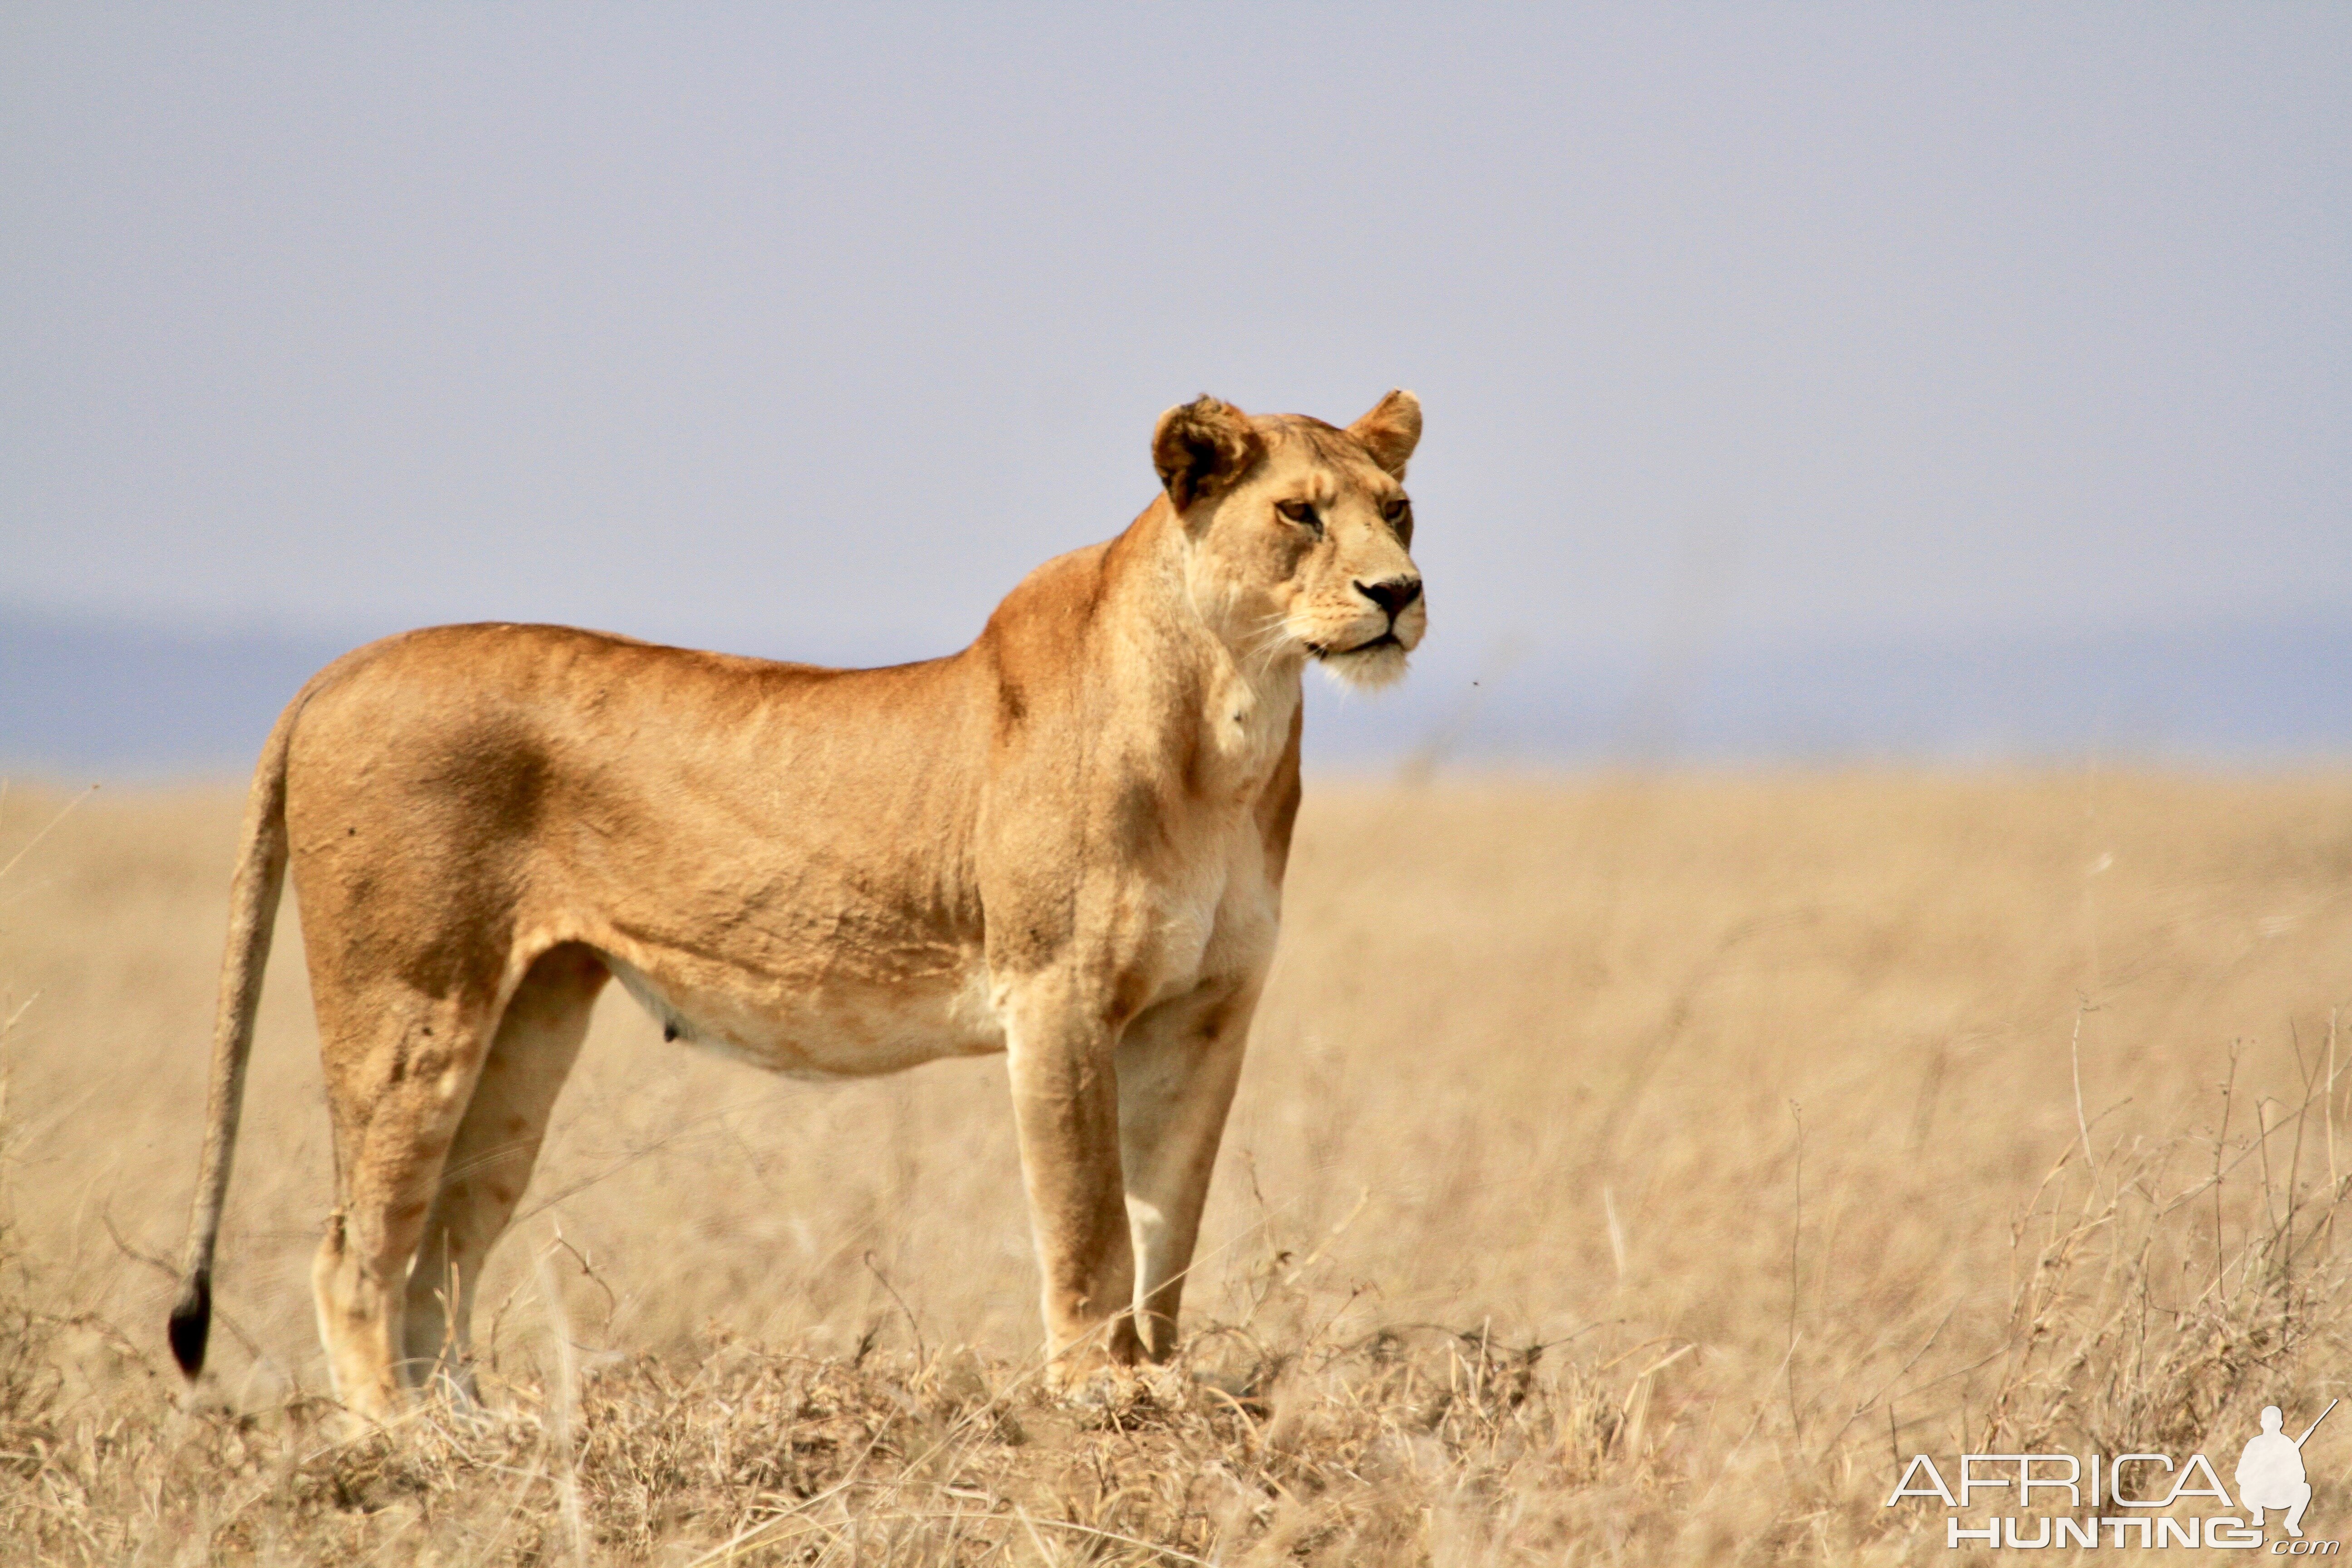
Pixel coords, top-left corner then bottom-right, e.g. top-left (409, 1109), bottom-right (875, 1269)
top-left (1275, 499), bottom-right (1322, 536)
top-left (1382, 496), bottom-right (1414, 545)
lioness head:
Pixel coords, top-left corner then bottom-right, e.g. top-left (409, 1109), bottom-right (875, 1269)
top-left (1152, 390), bottom-right (1426, 691)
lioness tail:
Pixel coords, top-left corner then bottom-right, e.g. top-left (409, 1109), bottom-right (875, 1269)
top-left (168, 700), bottom-right (299, 1379)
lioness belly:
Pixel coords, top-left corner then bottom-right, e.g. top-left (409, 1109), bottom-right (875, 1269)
top-left (600, 951), bottom-right (1004, 1078)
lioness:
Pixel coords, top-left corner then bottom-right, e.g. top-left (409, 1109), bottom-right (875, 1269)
top-left (169, 391), bottom-right (1425, 1418)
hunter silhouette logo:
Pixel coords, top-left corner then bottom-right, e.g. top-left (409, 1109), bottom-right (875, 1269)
top-left (2239, 1401), bottom-right (2334, 1539)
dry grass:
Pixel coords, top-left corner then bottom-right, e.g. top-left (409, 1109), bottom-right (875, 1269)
top-left (0, 770), bottom-right (2349, 1562)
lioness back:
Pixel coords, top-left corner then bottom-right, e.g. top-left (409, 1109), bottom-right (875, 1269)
top-left (285, 622), bottom-right (1000, 1074)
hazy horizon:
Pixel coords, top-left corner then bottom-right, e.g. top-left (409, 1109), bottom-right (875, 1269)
top-left (5, 5), bottom-right (2346, 769)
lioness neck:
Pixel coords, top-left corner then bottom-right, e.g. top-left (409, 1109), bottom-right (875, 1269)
top-left (1114, 497), bottom-right (1303, 797)
top-left (974, 498), bottom-right (1303, 807)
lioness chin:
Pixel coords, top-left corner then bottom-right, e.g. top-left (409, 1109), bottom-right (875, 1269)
top-left (168, 391), bottom-right (1426, 1419)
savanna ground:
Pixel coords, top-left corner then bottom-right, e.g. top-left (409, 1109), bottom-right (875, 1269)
top-left (0, 771), bottom-right (2348, 1563)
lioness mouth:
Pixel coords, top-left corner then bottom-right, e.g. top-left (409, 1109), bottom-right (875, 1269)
top-left (1325, 631), bottom-right (1402, 659)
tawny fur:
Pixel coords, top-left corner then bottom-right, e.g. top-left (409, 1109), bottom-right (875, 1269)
top-left (171, 392), bottom-right (1426, 1419)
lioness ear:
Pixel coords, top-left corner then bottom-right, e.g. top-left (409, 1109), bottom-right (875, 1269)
top-left (1152, 396), bottom-right (1264, 514)
top-left (1347, 388), bottom-right (1422, 478)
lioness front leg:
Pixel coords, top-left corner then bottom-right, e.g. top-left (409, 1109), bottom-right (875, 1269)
top-left (1001, 979), bottom-right (1143, 1387)
top-left (1116, 982), bottom-right (1256, 1360)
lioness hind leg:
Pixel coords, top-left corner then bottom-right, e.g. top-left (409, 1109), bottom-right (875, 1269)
top-left (1116, 984), bottom-right (1256, 1361)
top-left (309, 985), bottom-right (502, 1421)
top-left (404, 944), bottom-right (607, 1396)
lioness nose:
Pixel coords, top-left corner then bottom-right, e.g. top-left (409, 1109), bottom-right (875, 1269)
top-left (1355, 576), bottom-right (1422, 616)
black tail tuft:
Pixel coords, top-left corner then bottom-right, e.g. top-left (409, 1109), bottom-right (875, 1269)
top-left (167, 1274), bottom-right (211, 1377)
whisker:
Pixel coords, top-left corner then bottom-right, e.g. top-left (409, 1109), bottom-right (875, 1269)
top-left (1241, 618), bottom-right (1297, 677)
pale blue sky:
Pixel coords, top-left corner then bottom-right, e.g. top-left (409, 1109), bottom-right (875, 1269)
top-left (3, 5), bottom-right (2347, 758)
